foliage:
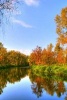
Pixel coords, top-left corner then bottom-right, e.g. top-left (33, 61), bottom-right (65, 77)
top-left (55, 7), bottom-right (67, 44)
top-left (0, 67), bottom-right (28, 94)
top-left (0, 42), bottom-right (29, 67)
top-left (31, 65), bottom-right (67, 78)
top-left (29, 46), bottom-right (42, 66)
top-left (0, 67), bottom-right (67, 98)
top-left (29, 44), bottom-right (67, 66)
top-left (29, 70), bottom-right (66, 98)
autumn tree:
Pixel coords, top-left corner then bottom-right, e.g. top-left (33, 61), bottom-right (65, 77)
top-left (64, 48), bottom-right (67, 63)
top-left (55, 7), bottom-right (67, 44)
top-left (0, 42), bottom-right (29, 67)
top-left (29, 45), bottom-right (55, 66)
top-left (41, 48), bottom-right (55, 65)
top-left (29, 46), bottom-right (42, 66)
top-left (54, 43), bottom-right (63, 53)
top-left (41, 48), bottom-right (47, 65)
top-left (47, 43), bottom-right (53, 52)
top-left (54, 43), bottom-right (65, 64)
top-left (0, 42), bottom-right (3, 48)
top-left (7, 50), bottom-right (28, 66)
top-left (44, 43), bottom-right (55, 65)
top-left (0, 42), bottom-right (7, 66)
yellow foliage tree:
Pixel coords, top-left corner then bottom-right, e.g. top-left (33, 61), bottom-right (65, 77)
top-left (55, 7), bottom-right (67, 44)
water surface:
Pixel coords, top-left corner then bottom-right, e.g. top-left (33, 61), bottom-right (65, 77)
top-left (0, 67), bottom-right (67, 100)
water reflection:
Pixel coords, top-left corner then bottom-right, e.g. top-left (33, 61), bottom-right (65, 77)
top-left (30, 73), bottom-right (66, 98)
top-left (0, 67), bottom-right (28, 94)
top-left (0, 67), bottom-right (67, 100)
top-left (29, 70), bottom-right (67, 100)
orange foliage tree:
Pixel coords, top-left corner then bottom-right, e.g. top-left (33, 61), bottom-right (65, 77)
top-left (29, 46), bottom-right (42, 66)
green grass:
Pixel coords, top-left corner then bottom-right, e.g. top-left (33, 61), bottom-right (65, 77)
top-left (31, 64), bottom-right (67, 81)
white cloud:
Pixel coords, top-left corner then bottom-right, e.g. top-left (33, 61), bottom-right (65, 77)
top-left (7, 48), bottom-right (31, 55)
top-left (12, 18), bottom-right (32, 28)
top-left (19, 49), bottom-right (31, 55)
top-left (23, 0), bottom-right (39, 6)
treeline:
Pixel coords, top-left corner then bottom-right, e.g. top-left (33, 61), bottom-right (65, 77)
top-left (0, 42), bottom-right (29, 67)
top-left (29, 43), bottom-right (67, 66)
top-left (29, 7), bottom-right (67, 66)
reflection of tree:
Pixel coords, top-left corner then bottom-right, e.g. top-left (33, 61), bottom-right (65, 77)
top-left (65, 94), bottom-right (67, 100)
top-left (29, 71), bottom-right (66, 98)
top-left (31, 77), bottom-right (43, 98)
top-left (55, 81), bottom-right (65, 97)
top-left (0, 67), bottom-right (28, 95)
top-left (0, 67), bottom-right (67, 98)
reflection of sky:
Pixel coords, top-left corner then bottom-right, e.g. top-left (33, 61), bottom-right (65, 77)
top-left (0, 76), bottom-right (67, 100)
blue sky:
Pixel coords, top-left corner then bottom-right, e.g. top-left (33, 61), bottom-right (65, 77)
top-left (0, 0), bottom-right (67, 55)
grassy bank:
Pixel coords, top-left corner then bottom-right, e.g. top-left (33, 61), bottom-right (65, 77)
top-left (31, 65), bottom-right (67, 79)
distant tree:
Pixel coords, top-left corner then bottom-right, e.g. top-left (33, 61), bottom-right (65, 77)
top-left (47, 43), bottom-right (53, 52)
top-left (41, 48), bottom-right (47, 65)
top-left (54, 43), bottom-right (63, 53)
top-left (44, 44), bottom-right (55, 65)
top-left (7, 50), bottom-right (28, 66)
top-left (54, 43), bottom-right (65, 64)
top-left (0, 42), bottom-right (28, 67)
top-left (41, 48), bottom-right (55, 65)
top-left (55, 7), bottom-right (67, 44)
top-left (0, 42), bottom-right (3, 48)
top-left (0, 42), bottom-right (7, 66)
top-left (64, 48), bottom-right (67, 63)
top-left (29, 46), bottom-right (42, 66)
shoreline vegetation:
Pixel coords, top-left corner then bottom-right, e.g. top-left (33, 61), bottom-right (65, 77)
top-left (0, 65), bottom-right (30, 69)
top-left (31, 65), bottom-right (67, 81)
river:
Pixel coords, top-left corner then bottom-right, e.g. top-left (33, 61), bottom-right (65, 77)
top-left (0, 67), bottom-right (67, 100)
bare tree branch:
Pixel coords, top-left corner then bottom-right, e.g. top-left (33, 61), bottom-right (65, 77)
top-left (0, 0), bottom-right (19, 25)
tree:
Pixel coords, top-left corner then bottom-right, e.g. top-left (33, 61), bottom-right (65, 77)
top-left (64, 48), bottom-right (67, 63)
top-left (54, 43), bottom-right (65, 64)
top-left (41, 48), bottom-right (55, 65)
top-left (7, 50), bottom-right (28, 66)
top-left (45, 44), bottom-right (55, 65)
top-left (0, 43), bottom-right (7, 66)
top-left (0, 42), bottom-right (3, 48)
top-left (29, 46), bottom-right (42, 66)
top-left (41, 48), bottom-right (47, 65)
top-left (55, 7), bottom-right (67, 44)
top-left (0, 0), bottom-right (19, 25)
top-left (47, 43), bottom-right (53, 52)
top-left (54, 43), bottom-right (63, 53)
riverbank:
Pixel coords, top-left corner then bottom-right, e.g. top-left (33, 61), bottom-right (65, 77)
top-left (0, 65), bottom-right (30, 69)
top-left (31, 64), bottom-right (67, 79)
